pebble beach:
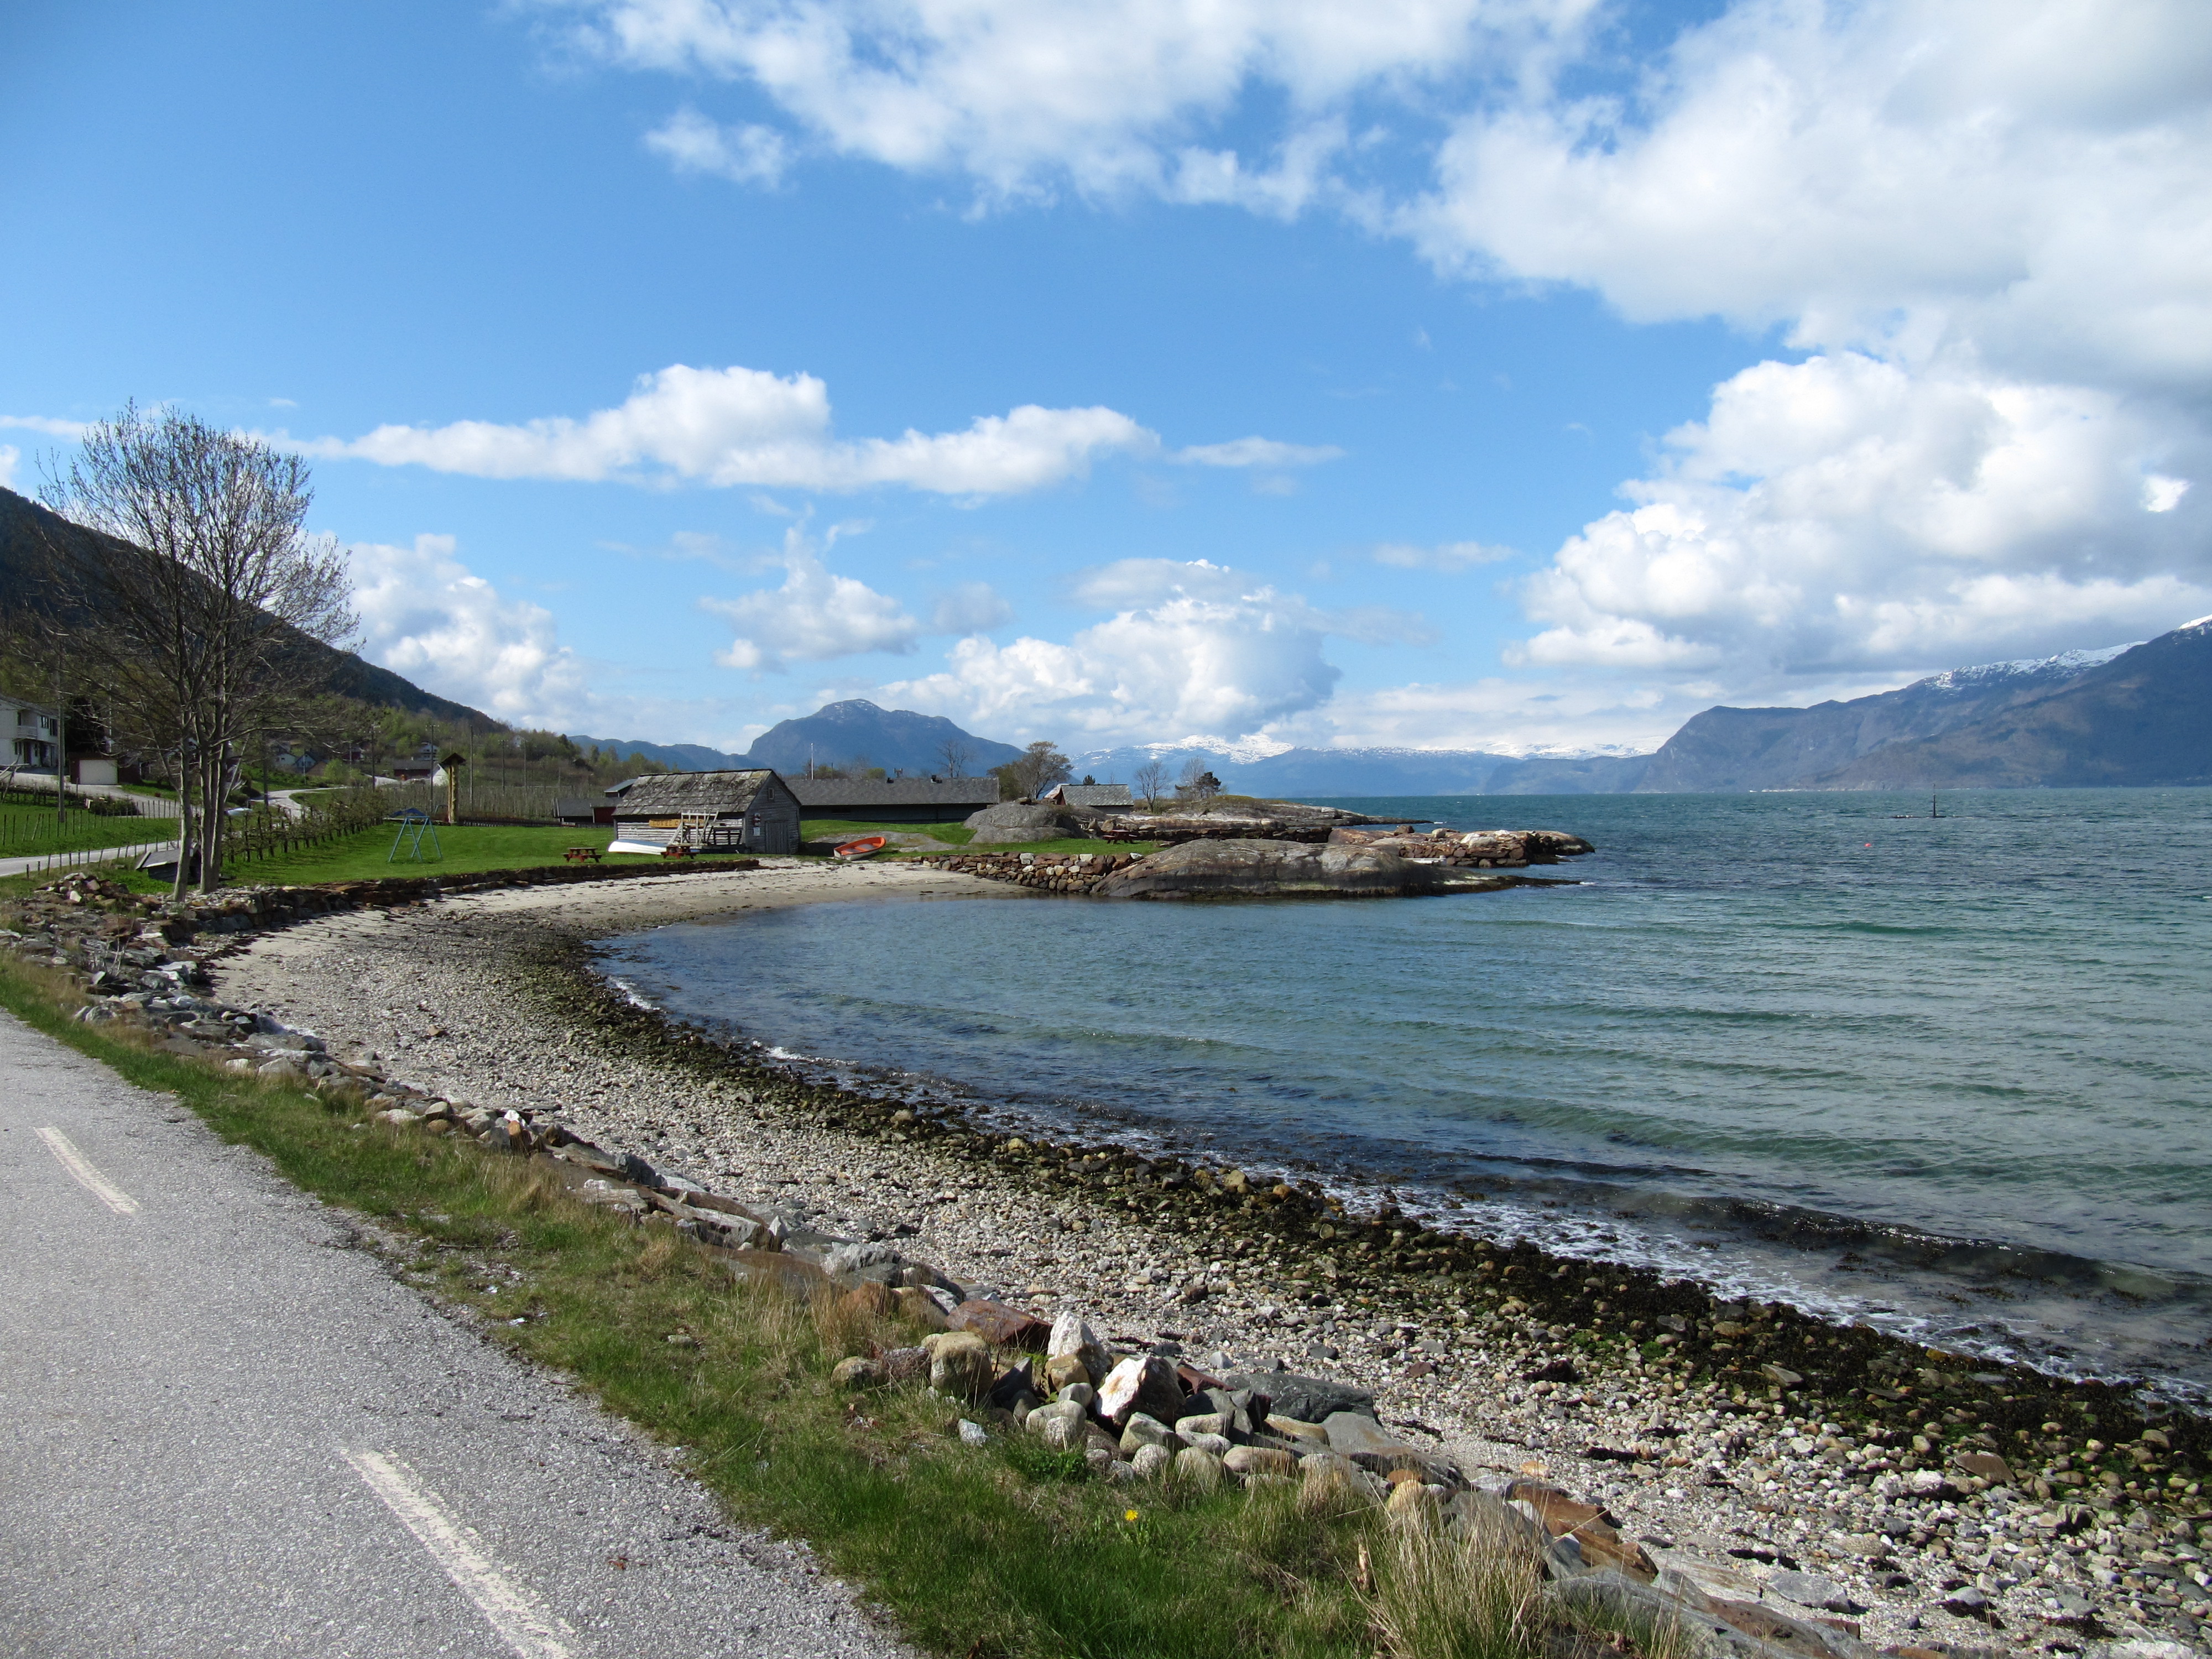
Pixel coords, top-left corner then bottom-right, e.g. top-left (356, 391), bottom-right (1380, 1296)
top-left (181, 857), bottom-right (2211, 1659)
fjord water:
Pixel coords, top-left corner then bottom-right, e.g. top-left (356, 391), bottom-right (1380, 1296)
top-left (596, 790), bottom-right (2212, 1397)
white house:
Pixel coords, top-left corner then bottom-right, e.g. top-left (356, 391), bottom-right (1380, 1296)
top-left (2, 697), bottom-right (59, 773)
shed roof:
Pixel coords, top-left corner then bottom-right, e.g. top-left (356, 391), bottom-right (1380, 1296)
top-left (787, 777), bottom-right (1000, 811)
top-left (1042, 783), bottom-right (1133, 807)
top-left (612, 769), bottom-right (785, 816)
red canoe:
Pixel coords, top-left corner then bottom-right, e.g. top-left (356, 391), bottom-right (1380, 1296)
top-left (834, 835), bottom-right (888, 860)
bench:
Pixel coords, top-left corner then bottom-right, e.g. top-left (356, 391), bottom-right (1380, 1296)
top-left (563, 846), bottom-right (602, 863)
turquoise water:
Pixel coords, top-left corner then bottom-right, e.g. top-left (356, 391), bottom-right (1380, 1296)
top-left (595, 789), bottom-right (2212, 1396)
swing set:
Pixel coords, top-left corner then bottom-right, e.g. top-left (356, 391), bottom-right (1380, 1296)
top-left (387, 807), bottom-right (442, 863)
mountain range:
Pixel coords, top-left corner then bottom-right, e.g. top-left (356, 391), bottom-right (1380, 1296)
top-left (9, 479), bottom-right (2199, 795)
top-left (572, 699), bottom-right (1024, 779)
top-left (0, 486), bottom-right (487, 726)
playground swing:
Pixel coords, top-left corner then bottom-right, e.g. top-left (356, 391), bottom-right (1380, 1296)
top-left (388, 807), bottom-right (442, 863)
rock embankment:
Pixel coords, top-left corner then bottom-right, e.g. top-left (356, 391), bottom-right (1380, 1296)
top-left (1328, 826), bottom-right (1596, 867)
top-left (919, 832), bottom-right (1595, 901)
top-left (1090, 799), bottom-right (1405, 844)
top-left (1090, 836), bottom-right (1585, 900)
top-left (916, 849), bottom-right (1140, 893)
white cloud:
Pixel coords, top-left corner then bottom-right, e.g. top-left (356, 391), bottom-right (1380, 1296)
top-left (294, 362), bottom-right (1328, 497)
top-left (929, 581), bottom-right (1013, 634)
top-left (562, 0), bottom-right (1595, 201)
top-left (0, 446), bottom-right (17, 491)
top-left (1516, 352), bottom-right (2212, 679)
top-left (0, 414), bottom-right (88, 443)
top-left (646, 107), bottom-right (789, 184)
top-left (1174, 435), bottom-right (1344, 468)
top-left (2145, 474), bottom-right (2192, 513)
top-left (1373, 539), bottom-right (1514, 571)
top-left (1409, 0), bottom-right (2212, 395)
top-left (348, 534), bottom-right (596, 726)
top-left (881, 557), bottom-right (1433, 743)
top-left (705, 526), bottom-right (920, 672)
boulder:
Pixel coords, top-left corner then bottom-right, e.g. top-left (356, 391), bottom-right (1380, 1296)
top-left (823, 1241), bottom-right (909, 1287)
top-left (922, 1331), bottom-right (994, 1401)
top-left (883, 1345), bottom-right (930, 1384)
top-left (1224, 1371), bottom-right (1378, 1426)
top-left (1322, 1412), bottom-right (1419, 1459)
top-left (1223, 1447), bottom-right (1297, 1480)
top-left (838, 1281), bottom-right (896, 1321)
top-left (1131, 1443), bottom-right (1173, 1480)
top-left (890, 1286), bottom-right (950, 1332)
top-left (831, 1357), bottom-right (886, 1391)
top-left (950, 1299), bottom-right (1053, 1349)
top-left (1095, 1355), bottom-right (1187, 1429)
top-left (1119, 1412), bottom-right (1173, 1455)
top-left (963, 802), bottom-right (1084, 845)
top-left (1047, 1312), bottom-right (1112, 1385)
top-left (1043, 1354), bottom-right (1090, 1392)
top-left (1094, 838), bottom-right (1466, 901)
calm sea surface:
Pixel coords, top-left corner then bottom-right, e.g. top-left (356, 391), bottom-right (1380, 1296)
top-left (593, 789), bottom-right (2212, 1398)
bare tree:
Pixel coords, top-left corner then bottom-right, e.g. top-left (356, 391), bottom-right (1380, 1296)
top-left (1133, 757), bottom-right (1167, 812)
top-left (1175, 757), bottom-right (1223, 811)
top-left (39, 403), bottom-right (356, 894)
top-left (936, 735), bottom-right (976, 778)
top-left (992, 739), bottom-right (1072, 801)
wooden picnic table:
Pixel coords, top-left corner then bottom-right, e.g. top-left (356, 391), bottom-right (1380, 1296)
top-left (563, 846), bottom-right (602, 863)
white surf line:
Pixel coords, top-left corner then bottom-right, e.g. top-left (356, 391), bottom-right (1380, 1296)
top-left (35, 1126), bottom-right (140, 1215)
top-left (340, 1449), bottom-right (576, 1659)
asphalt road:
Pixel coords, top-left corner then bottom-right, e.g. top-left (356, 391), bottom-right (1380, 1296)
top-left (0, 1009), bottom-right (909, 1659)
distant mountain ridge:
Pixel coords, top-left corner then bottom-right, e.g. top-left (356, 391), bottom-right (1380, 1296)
top-left (0, 484), bottom-right (493, 728)
top-left (576, 623), bottom-right (2208, 799)
top-left (740, 700), bottom-right (1022, 776)
top-left (567, 735), bottom-right (752, 771)
top-left (1070, 742), bottom-right (1651, 797)
top-left (1631, 632), bottom-right (2203, 792)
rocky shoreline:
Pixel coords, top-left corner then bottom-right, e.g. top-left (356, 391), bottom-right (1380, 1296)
top-left (7, 861), bottom-right (2210, 1659)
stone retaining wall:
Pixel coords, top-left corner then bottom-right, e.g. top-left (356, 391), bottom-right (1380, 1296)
top-left (915, 850), bottom-right (1141, 894)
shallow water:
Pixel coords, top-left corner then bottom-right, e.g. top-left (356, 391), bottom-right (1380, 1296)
top-left (594, 789), bottom-right (2212, 1398)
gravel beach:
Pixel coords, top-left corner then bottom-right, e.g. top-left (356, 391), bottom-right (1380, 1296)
top-left (212, 859), bottom-right (2212, 1658)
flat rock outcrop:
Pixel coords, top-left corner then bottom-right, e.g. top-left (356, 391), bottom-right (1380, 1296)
top-left (1092, 837), bottom-right (1481, 900)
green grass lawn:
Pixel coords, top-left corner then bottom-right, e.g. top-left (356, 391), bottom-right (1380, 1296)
top-left (68, 822), bottom-right (754, 892)
top-left (0, 808), bottom-right (181, 859)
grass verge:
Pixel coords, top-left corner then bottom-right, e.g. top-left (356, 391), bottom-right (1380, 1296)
top-left (0, 950), bottom-right (1390, 1658)
top-left (84, 823), bottom-right (761, 893)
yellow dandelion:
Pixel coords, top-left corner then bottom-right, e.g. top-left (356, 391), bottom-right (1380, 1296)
top-left (1124, 1508), bottom-right (1140, 1522)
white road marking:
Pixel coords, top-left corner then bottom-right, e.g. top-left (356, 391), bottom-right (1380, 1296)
top-left (35, 1126), bottom-right (139, 1215)
top-left (340, 1449), bottom-right (576, 1659)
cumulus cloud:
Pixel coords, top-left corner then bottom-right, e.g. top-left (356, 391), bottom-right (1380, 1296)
top-left (705, 526), bottom-right (921, 672)
top-left (296, 362), bottom-right (1322, 497)
top-left (881, 557), bottom-right (1431, 743)
top-left (1410, 0), bottom-right (2212, 395)
top-left (349, 535), bottom-right (596, 726)
top-left (0, 446), bottom-right (16, 491)
top-left (1516, 352), bottom-right (2212, 679)
top-left (646, 107), bottom-right (789, 184)
top-left (560, 0), bottom-right (1593, 201)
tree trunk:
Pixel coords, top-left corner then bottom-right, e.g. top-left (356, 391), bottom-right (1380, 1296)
top-left (171, 748), bottom-right (194, 901)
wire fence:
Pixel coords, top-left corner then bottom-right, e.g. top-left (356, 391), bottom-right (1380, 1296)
top-left (219, 785), bottom-right (422, 870)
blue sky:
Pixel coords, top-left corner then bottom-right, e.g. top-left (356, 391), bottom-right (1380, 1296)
top-left (6, 0), bottom-right (2206, 757)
